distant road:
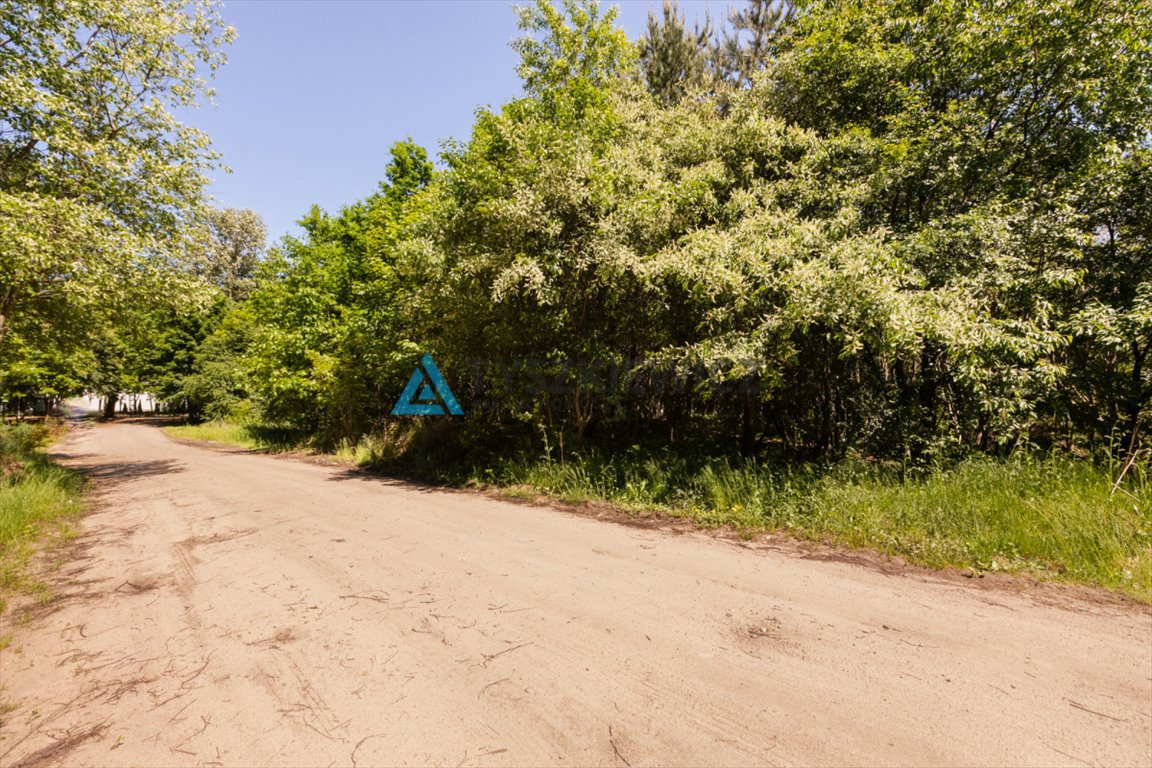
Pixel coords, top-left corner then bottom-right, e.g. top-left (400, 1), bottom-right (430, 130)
top-left (2, 421), bottom-right (1149, 767)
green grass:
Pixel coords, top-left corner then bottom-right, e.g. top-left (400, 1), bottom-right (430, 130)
top-left (334, 433), bottom-right (403, 466)
top-left (165, 420), bottom-right (266, 449)
top-left (163, 420), bottom-right (302, 452)
top-left (0, 422), bottom-right (85, 613)
top-left (482, 450), bottom-right (1151, 601)
top-left (167, 420), bottom-right (405, 467)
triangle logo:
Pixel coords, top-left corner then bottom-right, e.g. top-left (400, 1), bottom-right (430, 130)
top-left (391, 353), bottom-right (463, 416)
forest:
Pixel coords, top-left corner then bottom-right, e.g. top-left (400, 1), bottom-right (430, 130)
top-left (2, 0), bottom-right (1150, 593)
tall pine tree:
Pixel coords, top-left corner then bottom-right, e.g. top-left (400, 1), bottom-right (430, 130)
top-left (714, 0), bottom-right (792, 88)
top-left (639, 0), bottom-right (713, 105)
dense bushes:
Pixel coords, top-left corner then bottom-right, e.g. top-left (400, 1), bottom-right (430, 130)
top-left (169, 0), bottom-right (1150, 468)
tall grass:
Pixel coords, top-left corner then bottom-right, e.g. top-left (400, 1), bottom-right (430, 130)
top-left (0, 423), bottom-right (85, 611)
top-left (334, 433), bottom-right (402, 466)
top-left (485, 450), bottom-right (1151, 600)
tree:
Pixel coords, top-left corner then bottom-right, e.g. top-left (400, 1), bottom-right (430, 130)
top-left (407, 0), bottom-right (650, 439)
top-left (240, 141), bottom-right (434, 439)
top-left (160, 0), bottom-right (1152, 467)
top-left (193, 208), bottom-right (268, 300)
top-left (1067, 148), bottom-right (1152, 456)
top-left (639, 1), bottom-right (713, 106)
top-left (714, 0), bottom-right (792, 88)
top-left (180, 302), bottom-right (256, 421)
top-left (511, 0), bottom-right (635, 122)
top-left (740, 0), bottom-right (1152, 454)
top-left (0, 0), bottom-right (233, 397)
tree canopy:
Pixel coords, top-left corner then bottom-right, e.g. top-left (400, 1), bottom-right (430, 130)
top-left (0, 0), bottom-right (234, 407)
top-left (4, 0), bottom-right (1149, 467)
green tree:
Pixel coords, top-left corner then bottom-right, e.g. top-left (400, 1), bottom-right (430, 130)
top-left (639, 1), bottom-right (713, 105)
top-left (512, 0), bottom-right (636, 123)
top-left (714, 0), bottom-right (792, 88)
top-left (0, 0), bottom-right (233, 399)
top-left (406, 0), bottom-right (650, 439)
top-left (1068, 148), bottom-right (1152, 456)
top-left (180, 302), bottom-right (256, 421)
top-left (193, 208), bottom-right (268, 301)
top-left (242, 142), bottom-right (434, 439)
top-left (752, 0), bottom-right (1152, 453)
top-left (164, 0), bottom-right (1152, 469)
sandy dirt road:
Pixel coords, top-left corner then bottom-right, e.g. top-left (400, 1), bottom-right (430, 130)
top-left (0, 421), bottom-right (1149, 767)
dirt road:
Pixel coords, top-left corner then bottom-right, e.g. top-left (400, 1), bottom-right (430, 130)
top-left (1, 421), bottom-right (1149, 767)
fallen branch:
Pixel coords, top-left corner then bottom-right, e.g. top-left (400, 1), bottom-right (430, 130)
top-left (477, 677), bottom-right (510, 700)
top-left (1110, 447), bottom-right (1145, 497)
top-left (1066, 698), bottom-right (1127, 723)
top-left (481, 641), bottom-right (533, 667)
top-left (7, 724), bottom-right (108, 768)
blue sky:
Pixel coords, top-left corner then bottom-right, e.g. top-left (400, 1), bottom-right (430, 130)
top-left (191, 0), bottom-right (720, 244)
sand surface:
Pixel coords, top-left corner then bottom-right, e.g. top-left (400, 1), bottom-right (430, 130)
top-left (1, 420), bottom-right (1149, 767)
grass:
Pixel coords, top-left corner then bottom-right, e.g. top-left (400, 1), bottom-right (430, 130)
top-left (164, 420), bottom-right (266, 449)
top-left (164, 420), bottom-right (301, 452)
top-left (166, 420), bottom-right (407, 467)
top-left (0, 422), bottom-right (85, 613)
top-left (482, 449), bottom-right (1151, 601)
top-left (160, 419), bottom-right (1152, 601)
top-left (334, 433), bottom-right (402, 466)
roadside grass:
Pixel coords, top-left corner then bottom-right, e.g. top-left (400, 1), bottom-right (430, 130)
top-left (0, 422), bottom-right (85, 614)
top-left (481, 450), bottom-right (1151, 601)
top-left (166, 420), bottom-right (405, 466)
top-left (164, 420), bottom-right (263, 448)
top-left (334, 433), bottom-right (401, 466)
top-left (164, 420), bottom-right (300, 451)
top-left (160, 419), bottom-right (1151, 601)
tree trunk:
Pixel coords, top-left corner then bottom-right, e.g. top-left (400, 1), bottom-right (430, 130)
top-left (740, 375), bottom-right (757, 458)
top-left (572, 383), bottom-right (589, 440)
top-left (1124, 342), bottom-right (1148, 461)
top-left (0, 286), bottom-right (14, 350)
top-left (103, 393), bottom-right (118, 419)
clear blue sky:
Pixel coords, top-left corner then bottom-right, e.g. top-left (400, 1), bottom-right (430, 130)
top-left (191, 0), bottom-right (721, 244)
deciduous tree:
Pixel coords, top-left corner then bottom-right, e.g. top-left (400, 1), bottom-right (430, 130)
top-left (0, 0), bottom-right (233, 401)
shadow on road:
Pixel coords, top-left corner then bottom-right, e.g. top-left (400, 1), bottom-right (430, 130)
top-left (105, 415), bottom-right (187, 427)
top-left (61, 458), bottom-right (186, 491)
top-left (322, 466), bottom-right (449, 494)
